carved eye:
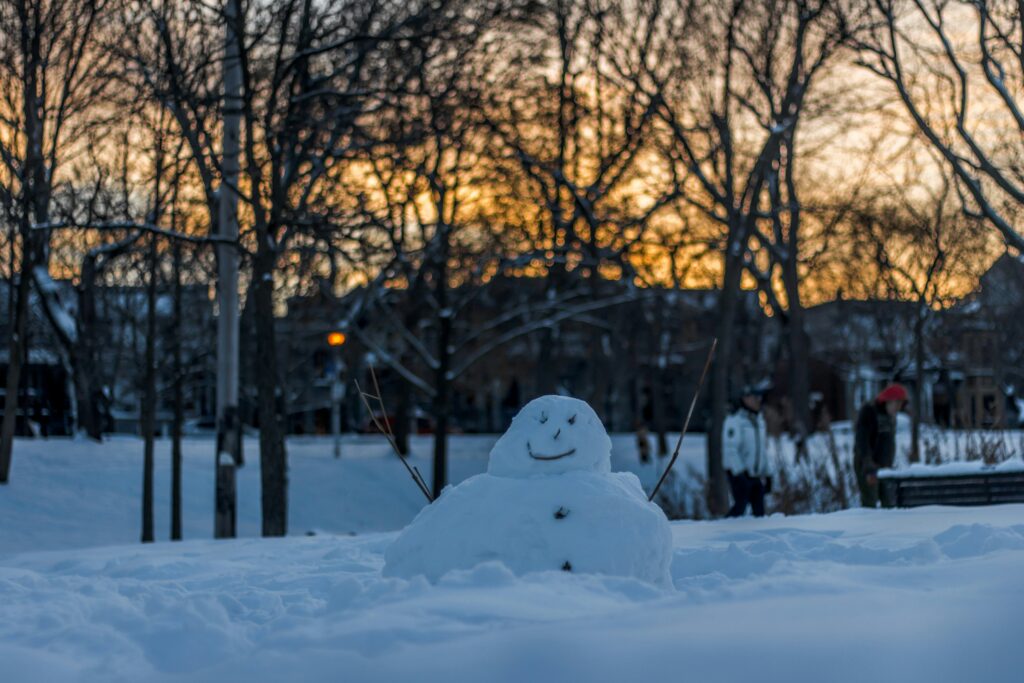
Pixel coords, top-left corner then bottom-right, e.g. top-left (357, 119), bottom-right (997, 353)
top-left (539, 412), bottom-right (548, 424)
top-left (568, 414), bottom-right (576, 425)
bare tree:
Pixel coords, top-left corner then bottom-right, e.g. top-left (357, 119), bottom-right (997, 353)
top-left (112, 0), bottom-right (247, 535)
top-left (846, 161), bottom-right (991, 459)
top-left (231, 0), bottom-right (471, 532)
top-left (483, 0), bottom-right (684, 407)
top-left (633, 0), bottom-right (857, 511)
top-left (0, 0), bottom-right (112, 481)
top-left (114, 0), bottom-right (464, 534)
top-left (857, 0), bottom-right (1024, 252)
top-left (342, 1), bottom-right (670, 496)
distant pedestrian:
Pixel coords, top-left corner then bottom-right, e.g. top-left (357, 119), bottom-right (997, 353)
top-left (723, 384), bottom-right (772, 517)
top-left (854, 383), bottom-right (907, 508)
top-left (635, 419), bottom-right (652, 464)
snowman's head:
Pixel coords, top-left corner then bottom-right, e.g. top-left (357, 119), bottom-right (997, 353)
top-left (487, 395), bottom-right (612, 478)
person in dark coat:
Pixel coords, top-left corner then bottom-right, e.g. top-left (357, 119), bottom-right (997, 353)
top-left (853, 383), bottom-right (907, 507)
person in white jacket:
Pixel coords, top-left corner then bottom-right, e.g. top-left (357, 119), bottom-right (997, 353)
top-left (723, 384), bottom-right (773, 517)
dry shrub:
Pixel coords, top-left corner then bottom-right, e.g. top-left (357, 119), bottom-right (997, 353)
top-left (770, 432), bottom-right (856, 515)
top-left (653, 464), bottom-right (709, 520)
top-left (963, 431), bottom-right (1014, 465)
top-left (922, 430), bottom-right (944, 465)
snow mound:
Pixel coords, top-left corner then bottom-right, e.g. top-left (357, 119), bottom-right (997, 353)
top-left (488, 395), bottom-right (612, 478)
top-left (384, 470), bottom-right (673, 587)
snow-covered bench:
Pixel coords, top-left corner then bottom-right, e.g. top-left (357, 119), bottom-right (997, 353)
top-left (878, 460), bottom-right (1024, 508)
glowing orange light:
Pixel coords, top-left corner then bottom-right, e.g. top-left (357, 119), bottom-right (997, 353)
top-left (327, 331), bottom-right (347, 347)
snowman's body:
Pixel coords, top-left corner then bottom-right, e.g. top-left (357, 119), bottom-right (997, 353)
top-left (383, 396), bottom-right (673, 586)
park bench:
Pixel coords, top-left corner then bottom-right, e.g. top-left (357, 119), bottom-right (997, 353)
top-left (878, 465), bottom-right (1024, 508)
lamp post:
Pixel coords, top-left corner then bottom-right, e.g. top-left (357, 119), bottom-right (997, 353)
top-left (327, 332), bottom-right (346, 458)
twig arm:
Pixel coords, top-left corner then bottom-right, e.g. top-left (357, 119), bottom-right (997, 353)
top-left (649, 338), bottom-right (718, 502)
top-left (355, 376), bottom-right (433, 503)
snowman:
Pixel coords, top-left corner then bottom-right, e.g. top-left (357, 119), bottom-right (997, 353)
top-left (383, 395), bottom-right (673, 587)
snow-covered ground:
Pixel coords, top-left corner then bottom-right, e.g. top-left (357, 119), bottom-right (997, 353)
top-left (1, 434), bottom-right (1023, 682)
top-left (2, 505), bottom-right (1022, 682)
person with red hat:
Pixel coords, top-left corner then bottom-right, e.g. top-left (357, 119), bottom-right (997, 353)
top-left (853, 383), bottom-right (908, 507)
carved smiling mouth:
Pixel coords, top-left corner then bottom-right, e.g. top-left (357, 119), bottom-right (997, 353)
top-left (527, 442), bottom-right (577, 461)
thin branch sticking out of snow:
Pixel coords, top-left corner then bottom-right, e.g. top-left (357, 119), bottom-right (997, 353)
top-left (354, 369), bottom-right (433, 503)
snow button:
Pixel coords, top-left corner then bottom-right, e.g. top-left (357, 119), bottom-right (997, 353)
top-left (554, 506), bottom-right (569, 520)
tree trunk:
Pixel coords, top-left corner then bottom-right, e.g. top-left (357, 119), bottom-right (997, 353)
top-left (255, 240), bottom-right (287, 537)
top-left (394, 335), bottom-right (414, 455)
top-left (171, 241), bottom-right (184, 540)
top-left (432, 336), bottom-right (450, 499)
top-left (432, 222), bottom-right (452, 499)
top-left (781, 134), bottom-right (811, 460)
top-left (651, 301), bottom-right (669, 456)
top-left (141, 234), bottom-right (157, 543)
top-left (534, 326), bottom-right (557, 396)
top-left (6, 222), bottom-right (12, 335)
top-left (707, 239), bottom-right (744, 516)
top-left (533, 268), bottom-right (563, 397)
top-left (432, 377), bottom-right (449, 500)
top-left (0, 252), bottom-right (32, 483)
top-left (911, 306), bottom-right (925, 463)
top-left (74, 256), bottom-right (105, 440)
top-left (395, 382), bottom-right (411, 456)
top-left (783, 259), bottom-right (812, 461)
top-left (652, 368), bottom-right (669, 457)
